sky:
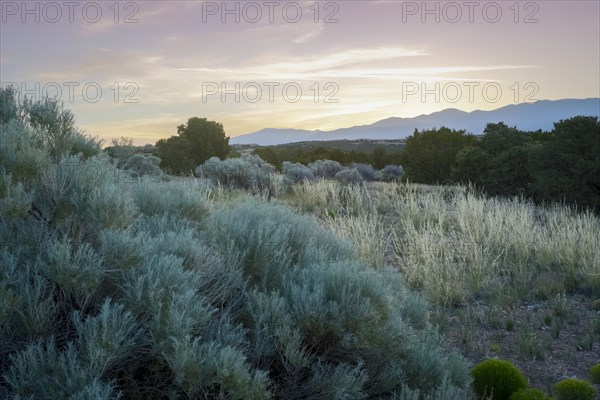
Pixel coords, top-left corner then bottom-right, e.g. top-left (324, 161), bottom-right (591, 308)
top-left (1, 0), bottom-right (599, 144)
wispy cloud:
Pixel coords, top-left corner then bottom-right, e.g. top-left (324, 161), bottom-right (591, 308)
top-left (171, 47), bottom-right (429, 78)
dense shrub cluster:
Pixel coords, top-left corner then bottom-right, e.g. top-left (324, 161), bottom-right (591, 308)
top-left (200, 155), bottom-right (404, 189)
top-left (196, 153), bottom-right (276, 195)
top-left (1, 89), bottom-right (469, 398)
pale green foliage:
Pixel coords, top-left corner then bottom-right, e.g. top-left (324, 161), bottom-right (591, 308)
top-left (166, 337), bottom-right (270, 400)
top-left (1, 91), bottom-right (472, 399)
top-left (282, 161), bottom-right (316, 183)
top-left (132, 178), bottom-right (209, 222)
top-left (5, 341), bottom-right (121, 400)
top-left (204, 199), bottom-right (354, 287)
top-left (120, 255), bottom-right (214, 347)
top-left (122, 153), bottom-right (163, 178)
top-left (41, 237), bottom-right (104, 306)
top-left (205, 199), bottom-right (470, 398)
top-left (0, 168), bottom-right (31, 218)
top-left (0, 119), bottom-right (50, 182)
top-left (393, 379), bottom-right (470, 400)
top-left (1, 261), bottom-right (58, 339)
top-left (310, 159), bottom-right (343, 178)
top-left (0, 85), bottom-right (20, 123)
top-left (197, 154), bottom-right (276, 194)
top-left (304, 361), bottom-right (368, 399)
top-left (72, 299), bottom-right (141, 374)
top-left (22, 96), bottom-right (101, 160)
top-left (32, 154), bottom-right (138, 241)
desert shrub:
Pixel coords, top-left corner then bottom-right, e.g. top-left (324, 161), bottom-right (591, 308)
top-left (335, 168), bottom-right (364, 184)
top-left (590, 363), bottom-right (600, 384)
top-left (393, 378), bottom-right (471, 400)
top-left (0, 259), bottom-right (58, 340)
top-left (309, 159), bottom-right (343, 178)
top-left (20, 94), bottom-right (101, 160)
top-left (4, 341), bottom-right (120, 400)
top-left (204, 199), bottom-right (353, 286)
top-left (0, 85), bottom-right (20, 123)
top-left (204, 199), bottom-right (471, 399)
top-left (41, 237), bottom-right (105, 307)
top-left (509, 388), bottom-right (552, 400)
top-left (0, 167), bottom-right (31, 218)
top-left (119, 254), bottom-right (213, 344)
top-left (197, 154), bottom-right (276, 194)
top-left (380, 164), bottom-right (404, 181)
top-left (122, 153), bottom-right (163, 178)
top-left (32, 154), bottom-right (138, 241)
top-left (353, 163), bottom-right (377, 181)
top-left (132, 178), bottom-right (208, 223)
top-left (471, 359), bottom-right (527, 400)
top-left (104, 137), bottom-right (136, 167)
top-left (1, 92), bottom-right (472, 399)
top-left (72, 299), bottom-right (141, 374)
top-left (553, 378), bottom-right (597, 400)
top-left (0, 118), bottom-right (51, 183)
top-left (282, 161), bottom-right (315, 183)
top-left (165, 337), bottom-right (270, 400)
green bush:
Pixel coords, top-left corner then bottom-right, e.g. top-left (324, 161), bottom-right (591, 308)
top-left (471, 359), bottom-right (527, 400)
top-left (509, 388), bottom-right (552, 400)
top-left (553, 378), bottom-right (597, 400)
top-left (590, 363), bottom-right (600, 384)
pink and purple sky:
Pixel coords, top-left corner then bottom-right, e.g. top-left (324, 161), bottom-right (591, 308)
top-left (1, 0), bottom-right (599, 144)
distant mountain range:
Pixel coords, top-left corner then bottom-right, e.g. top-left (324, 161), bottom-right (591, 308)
top-left (230, 98), bottom-right (600, 146)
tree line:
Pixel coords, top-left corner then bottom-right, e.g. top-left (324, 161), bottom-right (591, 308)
top-left (107, 115), bottom-right (599, 211)
top-left (401, 118), bottom-right (599, 211)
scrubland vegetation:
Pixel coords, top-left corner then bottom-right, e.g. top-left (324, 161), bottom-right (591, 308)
top-left (1, 88), bottom-right (599, 399)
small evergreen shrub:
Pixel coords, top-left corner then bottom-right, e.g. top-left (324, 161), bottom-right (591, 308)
top-left (590, 363), bottom-right (600, 384)
top-left (471, 359), bottom-right (527, 400)
top-left (509, 388), bottom-right (552, 400)
top-left (553, 378), bottom-right (597, 400)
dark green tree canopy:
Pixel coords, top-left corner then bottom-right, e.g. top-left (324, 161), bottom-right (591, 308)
top-left (401, 126), bottom-right (475, 184)
top-left (156, 117), bottom-right (230, 175)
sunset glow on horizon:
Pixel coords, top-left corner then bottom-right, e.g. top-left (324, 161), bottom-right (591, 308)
top-left (1, 0), bottom-right (599, 144)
